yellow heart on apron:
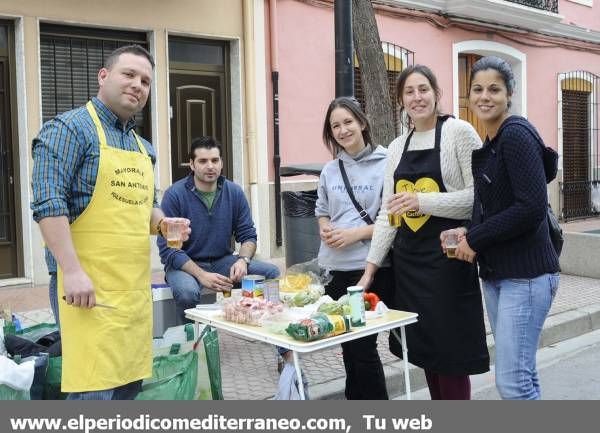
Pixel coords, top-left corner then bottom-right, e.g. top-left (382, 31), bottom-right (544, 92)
top-left (395, 177), bottom-right (440, 232)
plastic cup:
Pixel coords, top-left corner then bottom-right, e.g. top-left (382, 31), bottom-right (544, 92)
top-left (166, 221), bottom-right (184, 249)
top-left (445, 232), bottom-right (458, 258)
top-left (388, 213), bottom-right (402, 227)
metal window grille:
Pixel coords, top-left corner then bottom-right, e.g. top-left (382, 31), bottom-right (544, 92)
top-left (354, 42), bottom-right (414, 137)
top-left (40, 24), bottom-right (150, 139)
top-left (506, 0), bottom-right (558, 13)
top-left (558, 71), bottom-right (600, 220)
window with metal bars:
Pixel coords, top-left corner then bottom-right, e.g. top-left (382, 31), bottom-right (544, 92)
top-left (558, 71), bottom-right (599, 220)
top-left (354, 42), bottom-right (414, 136)
top-left (39, 23), bottom-right (151, 139)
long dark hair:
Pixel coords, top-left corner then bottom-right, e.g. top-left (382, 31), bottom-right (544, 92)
top-left (322, 97), bottom-right (373, 157)
top-left (395, 65), bottom-right (442, 127)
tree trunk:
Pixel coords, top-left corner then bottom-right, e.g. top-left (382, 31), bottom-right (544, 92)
top-left (352, 0), bottom-right (396, 147)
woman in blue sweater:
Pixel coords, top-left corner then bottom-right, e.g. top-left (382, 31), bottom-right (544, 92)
top-left (447, 56), bottom-right (560, 399)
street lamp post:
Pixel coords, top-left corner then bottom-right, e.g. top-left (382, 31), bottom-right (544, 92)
top-left (334, 0), bottom-right (354, 97)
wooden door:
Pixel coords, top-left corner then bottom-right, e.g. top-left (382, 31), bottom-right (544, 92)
top-left (168, 37), bottom-right (230, 182)
top-left (0, 23), bottom-right (20, 278)
top-left (458, 53), bottom-right (487, 140)
top-left (169, 71), bottom-right (229, 181)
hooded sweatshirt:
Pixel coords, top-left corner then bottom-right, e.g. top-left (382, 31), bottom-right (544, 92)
top-left (315, 144), bottom-right (388, 271)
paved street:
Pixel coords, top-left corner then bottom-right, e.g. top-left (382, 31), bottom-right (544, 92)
top-left (3, 272), bottom-right (600, 400)
top-left (404, 329), bottom-right (600, 400)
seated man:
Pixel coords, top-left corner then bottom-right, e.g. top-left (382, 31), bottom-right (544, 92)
top-left (158, 136), bottom-right (280, 323)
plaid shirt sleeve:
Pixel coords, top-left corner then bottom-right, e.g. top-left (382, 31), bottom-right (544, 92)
top-left (31, 118), bottom-right (84, 222)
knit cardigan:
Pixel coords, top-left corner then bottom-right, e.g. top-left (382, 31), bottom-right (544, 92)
top-left (466, 116), bottom-right (560, 280)
top-left (367, 117), bottom-right (482, 266)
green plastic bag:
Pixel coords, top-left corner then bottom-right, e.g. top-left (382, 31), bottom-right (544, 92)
top-left (43, 357), bottom-right (65, 400)
top-left (136, 350), bottom-right (198, 400)
top-left (138, 324), bottom-right (223, 400)
top-left (4, 323), bottom-right (67, 400)
top-left (0, 384), bottom-right (30, 400)
top-left (200, 326), bottom-right (223, 400)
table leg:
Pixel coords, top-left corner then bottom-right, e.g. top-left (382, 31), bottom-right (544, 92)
top-left (392, 327), bottom-right (411, 400)
top-left (291, 350), bottom-right (306, 400)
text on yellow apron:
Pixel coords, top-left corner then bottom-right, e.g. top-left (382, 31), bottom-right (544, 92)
top-left (58, 101), bottom-right (154, 392)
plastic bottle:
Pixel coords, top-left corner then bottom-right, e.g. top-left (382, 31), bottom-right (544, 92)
top-left (347, 286), bottom-right (366, 327)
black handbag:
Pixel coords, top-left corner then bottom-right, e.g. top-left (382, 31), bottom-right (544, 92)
top-left (547, 204), bottom-right (563, 258)
top-left (541, 144), bottom-right (563, 258)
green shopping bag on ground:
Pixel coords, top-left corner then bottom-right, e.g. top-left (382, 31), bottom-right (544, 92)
top-left (0, 384), bottom-right (30, 400)
top-left (4, 323), bottom-right (66, 400)
top-left (43, 357), bottom-right (65, 400)
top-left (138, 324), bottom-right (223, 400)
top-left (136, 350), bottom-right (198, 400)
top-left (199, 326), bottom-right (223, 400)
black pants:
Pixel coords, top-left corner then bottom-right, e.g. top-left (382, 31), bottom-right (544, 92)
top-left (326, 268), bottom-right (392, 400)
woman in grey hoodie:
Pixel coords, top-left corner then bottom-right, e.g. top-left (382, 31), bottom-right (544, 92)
top-left (316, 97), bottom-right (392, 399)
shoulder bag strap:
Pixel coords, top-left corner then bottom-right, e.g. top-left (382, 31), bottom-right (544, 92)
top-left (338, 159), bottom-right (374, 225)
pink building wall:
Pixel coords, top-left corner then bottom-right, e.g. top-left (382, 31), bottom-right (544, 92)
top-left (269, 0), bottom-right (600, 180)
top-left (559, 0), bottom-right (600, 31)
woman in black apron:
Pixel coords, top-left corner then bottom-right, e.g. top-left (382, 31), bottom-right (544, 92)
top-left (359, 65), bottom-right (489, 399)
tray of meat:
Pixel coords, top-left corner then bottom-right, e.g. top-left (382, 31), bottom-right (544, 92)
top-left (221, 298), bottom-right (284, 326)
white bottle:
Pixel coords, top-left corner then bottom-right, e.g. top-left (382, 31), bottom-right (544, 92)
top-left (347, 286), bottom-right (366, 327)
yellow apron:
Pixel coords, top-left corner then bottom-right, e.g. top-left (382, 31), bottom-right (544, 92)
top-left (57, 101), bottom-right (153, 392)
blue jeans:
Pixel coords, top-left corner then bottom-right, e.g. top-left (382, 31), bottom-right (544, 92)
top-left (66, 380), bottom-right (142, 400)
top-left (49, 273), bottom-right (59, 328)
top-left (165, 255), bottom-right (280, 324)
top-left (483, 273), bottom-right (559, 400)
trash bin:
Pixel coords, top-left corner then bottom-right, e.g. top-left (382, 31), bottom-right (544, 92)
top-left (280, 163), bottom-right (324, 268)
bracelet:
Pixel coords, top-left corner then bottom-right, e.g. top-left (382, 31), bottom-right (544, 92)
top-left (156, 218), bottom-right (165, 237)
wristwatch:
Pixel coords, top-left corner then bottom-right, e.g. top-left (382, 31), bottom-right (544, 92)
top-left (238, 255), bottom-right (251, 265)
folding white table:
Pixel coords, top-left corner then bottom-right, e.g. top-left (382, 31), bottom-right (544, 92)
top-left (185, 308), bottom-right (418, 400)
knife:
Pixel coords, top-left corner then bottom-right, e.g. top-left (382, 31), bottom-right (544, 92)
top-left (62, 296), bottom-right (117, 310)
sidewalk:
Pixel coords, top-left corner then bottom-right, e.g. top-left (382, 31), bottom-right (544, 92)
top-left (2, 273), bottom-right (600, 400)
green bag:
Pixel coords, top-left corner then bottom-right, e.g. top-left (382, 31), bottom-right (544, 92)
top-left (138, 324), bottom-right (223, 400)
top-left (136, 350), bottom-right (198, 400)
top-left (0, 384), bottom-right (30, 400)
top-left (43, 357), bottom-right (65, 400)
top-left (200, 326), bottom-right (223, 400)
top-left (13, 323), bottom-right (57, 342)
top-left (4, 323), bottom-right (67, 400)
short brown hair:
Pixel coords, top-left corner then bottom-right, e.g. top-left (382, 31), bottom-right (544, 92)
top-left (104, 44), bottom-right (155, 70)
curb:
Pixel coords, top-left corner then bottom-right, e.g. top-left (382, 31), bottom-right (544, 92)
top-left (310, 302), bottom-right (600, 400)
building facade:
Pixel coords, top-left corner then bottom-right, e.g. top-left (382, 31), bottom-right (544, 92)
top-left (2, 0), bottom-right (599, 286)
top-left (0, 0), bottom-right (280, 286)
top-left (267, 0), bottom-right (600, 237)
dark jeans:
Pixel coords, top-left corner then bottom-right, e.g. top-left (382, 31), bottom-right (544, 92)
top-left (326, 268), bottom-right (392, 400)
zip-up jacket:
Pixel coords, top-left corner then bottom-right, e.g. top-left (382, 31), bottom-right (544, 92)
top-left (158, 174), bottom-right (257, 270)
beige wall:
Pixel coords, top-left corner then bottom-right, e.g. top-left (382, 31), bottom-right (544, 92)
top-left (3, 0), bottom-right (244, 191)
top-left (1, 0), bottom-right (250, 284)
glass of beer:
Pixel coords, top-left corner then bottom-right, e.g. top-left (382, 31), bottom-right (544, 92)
top-left (445, 232), bottom-right (458, 258)
top-left (388, 212), bottom-right (401, 227)
top-left (166, 221), bottom-right (184, 249)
